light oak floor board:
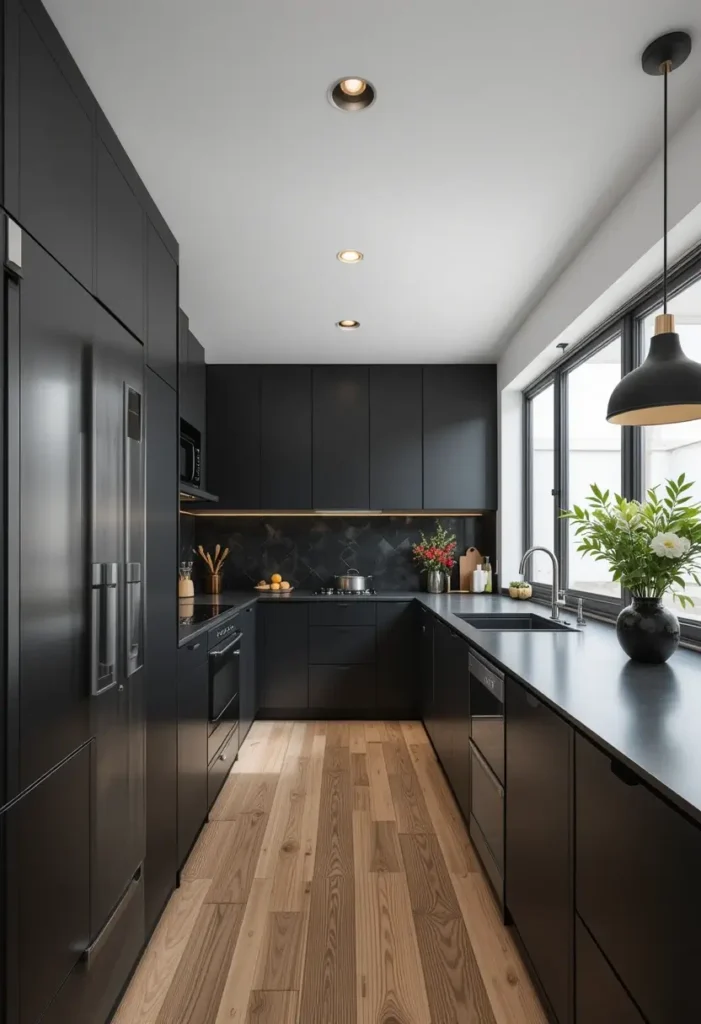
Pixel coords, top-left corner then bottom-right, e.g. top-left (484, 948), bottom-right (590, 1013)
top-left (114, 721), bottom-right (546, 1024)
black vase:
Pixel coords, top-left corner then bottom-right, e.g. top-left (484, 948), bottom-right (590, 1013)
top-left (616, 597), bottom-right (680, 664)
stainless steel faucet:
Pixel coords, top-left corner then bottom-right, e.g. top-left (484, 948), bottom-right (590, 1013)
top-left (519, 546), bottom-right (567, 620)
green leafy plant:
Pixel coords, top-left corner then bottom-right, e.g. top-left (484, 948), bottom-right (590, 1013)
top-left (509, 580), bottom-right (530, 589)
top-left (562, 475), bottom-right (701, 609)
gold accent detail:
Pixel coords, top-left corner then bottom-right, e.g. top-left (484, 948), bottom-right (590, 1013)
top-left (655, 313), bottom-right (675, 335)
top-left (179, 510), bottom-right (484, 518)
top-left (608, 403), bottom-right (701, 426)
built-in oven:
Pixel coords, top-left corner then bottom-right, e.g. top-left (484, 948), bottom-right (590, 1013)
top-left (468, 650), bottom-right (505, 906)
top-left (208, 620), bottom-right (241, 760)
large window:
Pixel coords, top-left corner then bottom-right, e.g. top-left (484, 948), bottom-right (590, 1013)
top-left (524, 256), bottom-right (701, 645)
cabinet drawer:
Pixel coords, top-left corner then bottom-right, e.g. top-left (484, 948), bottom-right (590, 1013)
top-left (178, 634), bottom-right (208, 667)
top-left (309, 625), bottom-right (376, 664)
top-left (576, 733), bottom-right (701, 1024)
top-left (576, 916), bottom-right (645, 1024)
top-left (309, 602), bottom-right (376, 626)
top-left (208, 726), bottom-right (239, 809)
top-left (309, 665), bottom-right (376, 710)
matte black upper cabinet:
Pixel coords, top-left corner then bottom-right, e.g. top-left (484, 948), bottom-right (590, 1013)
top-left (369, 367), bottom-right (423, 509)
top-left (312, 367), bottom-right (369, 509)
top-left (96, 136), bottom-right (145, 341)
top-left (506, 678), bottom-right (573, 1024)
top-left (423, 365), bottom-right (497, 509)
top-left (146, 221), bottom-right (178, 390)
top-left (261, 367), bottom-right (312, 509)
top-left (207, 365), bottom-right (261, 508)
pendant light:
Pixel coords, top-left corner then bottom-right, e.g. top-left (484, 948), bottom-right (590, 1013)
top-left (606, 31), bottom-right (701, 426)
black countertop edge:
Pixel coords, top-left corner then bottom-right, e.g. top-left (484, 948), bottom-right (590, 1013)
top-left (178, 589), bottom-right (701, 828)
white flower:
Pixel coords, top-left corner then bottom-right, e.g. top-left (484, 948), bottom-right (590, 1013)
top-left (650, 532), bottom-right (691, 559)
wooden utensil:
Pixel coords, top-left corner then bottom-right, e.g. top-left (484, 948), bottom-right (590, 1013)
top-left (459, 547), bottom-right (482, 592)
top-left (195, 545), bottom-right (215, 573)
top-left (214, 543), bottom-right (221, 567)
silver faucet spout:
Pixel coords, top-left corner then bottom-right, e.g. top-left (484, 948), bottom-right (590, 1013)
top-left (519, 545), bottom-right (567, 620)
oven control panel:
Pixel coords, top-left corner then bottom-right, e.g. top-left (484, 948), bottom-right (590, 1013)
top-left (208, 616), bottom-right (240, 649)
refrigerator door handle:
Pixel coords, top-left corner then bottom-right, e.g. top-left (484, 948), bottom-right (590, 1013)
top-left (125, 562), bottom-right (142, 676)
top-left (124, 384), bottom-right (143, 677)
top-left (91, 562), bottom-right (118, 695)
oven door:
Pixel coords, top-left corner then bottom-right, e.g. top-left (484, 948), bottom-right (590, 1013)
top-left (469, 651), bottom-right (505, 784)
top-left (208, 632), bottom-right (241, 725)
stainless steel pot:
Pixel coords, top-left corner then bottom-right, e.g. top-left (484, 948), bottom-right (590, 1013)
top-left (334, 569), bottom-right (372, 592)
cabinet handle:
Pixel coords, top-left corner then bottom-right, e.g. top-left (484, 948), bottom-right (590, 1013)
top-left (525, 694), bottom-right (540, 710)
top-left (220, 754), bottom-right (227, 761)
top-left (610, 758), bottom-right (640, 787)
top-left (187, 642), bottom-right (201, 651)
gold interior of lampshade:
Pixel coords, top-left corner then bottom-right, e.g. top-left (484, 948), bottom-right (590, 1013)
top-left (608, 403), bottom-right (701, 426)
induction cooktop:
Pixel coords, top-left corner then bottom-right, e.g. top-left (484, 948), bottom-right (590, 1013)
top-left (179, 603), bottom-right (236, 626)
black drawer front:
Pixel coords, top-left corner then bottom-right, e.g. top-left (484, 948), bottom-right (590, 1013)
top-left (576, 733), bottom-right (701, 1024)
top-left (309, 665), bottom-right (376, 710)
top-left (178, 634), bottom-right (208, 667)
top-left (469, 740), bottom-right (504, 875)
top-left (208, 713), bottom-right (238, 764)
top-left (576, 916), bottom-right (645, 1024)
top-left (208, 726), bottom-right (239, 809)
top-left (309, 625), bottom-right (376, 664)
top-left (309, 602), bottom-right (376, 626)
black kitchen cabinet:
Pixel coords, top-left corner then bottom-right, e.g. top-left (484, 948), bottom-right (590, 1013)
top-left (3, 744), bottom-right (90, 1024)
top-left (259, 603), bottom-right (308, 710)
top-left (431, 619), bottom-right (454, 770)
top-left (96, 135), bottom-right (145, 341)
top-left (576, 916), bottom-right (645, 1024)
top-left (177, 642), bottom-right (209, 867)
top-left (420, 609), bottom-right (435, 746)
top-left (376, 602), bottom-right (419, 712)
top-left (448, 630), bottom-right (471, 819)
top-left (187, 330), bottom-right (207, 480)
top-left (309, 625), bottom-right (376, 664)
top-left (146, 221), bottom-right (178, 390)
top-left (422, 365), bottom-right (497, 509)
top-left (312, 366), bottom-right (369, 509)
top-left (9, 2), bottom-right (95, 289)
top-left (369, 366), bottom-right (423, 509)
top-left (309, 665), bottom-right (375, 710)
top-left (239, 605), bottom-right (257, 743)
top-left (261, 366), bottom-right (312, 508)
top-left (144, 369), bottom-right (178, 932)
top-left (576, 732), bottom-right (701, 1024)
top-left (506, 678), bottom-right (573, 1024)
top-left (207, 365), bottom-right (261, 507)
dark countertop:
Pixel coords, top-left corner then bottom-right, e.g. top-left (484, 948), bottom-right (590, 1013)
top-left (178, 589), bottom-right (701, 827)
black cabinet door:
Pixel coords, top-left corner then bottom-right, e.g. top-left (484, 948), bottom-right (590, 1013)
top-left (431, 620), bottom-right (454, 772)
top-left (96, 136), bottom-right (145, 341)
top-left (207, 365), bottom-right (261, 508)
top-left (178, 308), bottom-right (190, 419)
top-left (144, 369), bottom-right (178, 931)
top-left (188, 331), bottom-right (207, 483)
top-left (312, 366), bottom-right (369, 509)
top-left (448, 631), bottom-right (471, 820)
top-left (261, 366), bottom-right (312, 508)
top-left (11, 5), bottom-right (94, 288)
top-left (177, 648), bottom-right (209, 867)
top-left (309, 665), bottom-right (375, 710)
top-left (376, 602), bottom-right (419, 712)
top-left (422, 365), bottom-right (497, 509)
top-left (576, 916), bottom-right (645, 1024)
top-left (309, 625), bottom-right (376, 665)
top-left (420, 610), bottom-right (435, 745)
top-left (576, 732), bottom-right (701, 1024)
top-left (369, 366), bottom-right (423, 509)
top-left (506, 679), bottom-right (573, 1024)
top-left (5, 744), bottom-right (91, 1024)
top-left (146, 221), bottom-right (178, 390)
top-left (259, 603), bottom-right (308, 710)
top-left (240, 605), bottom-right (257, 743)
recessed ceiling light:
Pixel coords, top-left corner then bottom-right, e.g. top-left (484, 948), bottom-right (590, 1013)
top-left (328, 78), bottom-right (376, 112)
top-left (337, 319), bottom-right (360, 329)
top-left (337, 250), bottom-right (363, 263)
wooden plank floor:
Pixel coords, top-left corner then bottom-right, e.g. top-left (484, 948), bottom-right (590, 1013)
top-left (114, 721), bottom-right (547, 1024)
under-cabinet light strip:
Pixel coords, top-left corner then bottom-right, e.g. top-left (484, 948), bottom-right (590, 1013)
top-left (179, 509), bottom-right (484, 517)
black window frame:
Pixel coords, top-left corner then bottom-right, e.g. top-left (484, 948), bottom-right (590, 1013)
top-left (523, 241), bottom-right (701, 647)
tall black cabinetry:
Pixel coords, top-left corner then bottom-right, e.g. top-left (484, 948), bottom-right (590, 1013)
top-left (207, 365), bottom-right (261, 507)
top-left (261, 366), bottom-right (312, 508)
top-left (312, 366), bottom-right (369, 509)
top-left (369, 367), bottom-right (423, 509)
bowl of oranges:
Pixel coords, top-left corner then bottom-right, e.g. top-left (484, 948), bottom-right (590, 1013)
top-left (254, 573), bottom-right (293, 594)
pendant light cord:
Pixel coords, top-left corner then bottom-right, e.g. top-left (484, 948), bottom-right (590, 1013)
top-left (663, 60), bottom-right (669, 313)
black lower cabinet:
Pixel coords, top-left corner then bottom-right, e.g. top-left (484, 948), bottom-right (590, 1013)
top-left (431, 620), bottom-right (454, 770)
top-left (575, 916), bottom-right (645, 1024)
top-left (259, 603), bottom-right (309, 711)
top-left (447, 630), bottom-right (471, 820)
top-left (576, 732), bottom-right (701, 1024)
top-left (309, 665), bottom-right (375, 710)
top-left (177, 642), bottom-right (209, 868)
top-left (505, 679), bottom-right (573, 1024)
top-left (3, 744), bottom-right (90, 1024)
top-left (239, 605), bottom-right (257, 743)
top-left (420, 609), bottom-right (436, 747)
top-left (376, 602), bottom-right (419, 712)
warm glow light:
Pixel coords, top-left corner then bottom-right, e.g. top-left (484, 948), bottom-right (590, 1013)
top-left (337, 319), bottom-right (360, 329)
top-left (339, 78), bottom-right (367, 96)
top-left (337, 250), bottom-right (363, 263)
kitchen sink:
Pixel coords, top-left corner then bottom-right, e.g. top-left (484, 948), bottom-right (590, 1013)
top-left (456, 613), bottom-right (576, 632)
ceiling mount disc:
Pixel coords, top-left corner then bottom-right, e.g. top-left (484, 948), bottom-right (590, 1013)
top-left (642, 31), bottom-right (692, 75)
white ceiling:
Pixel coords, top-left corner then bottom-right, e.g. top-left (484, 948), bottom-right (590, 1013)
top-left (45, 0), bottom-right (701, 364)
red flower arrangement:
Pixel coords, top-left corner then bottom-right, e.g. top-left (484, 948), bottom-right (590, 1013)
top-left (412, 525), bottom-right (457, 574)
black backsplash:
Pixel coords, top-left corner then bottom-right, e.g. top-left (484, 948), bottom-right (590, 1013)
top-left (181, 514), bottom-right (497, 592)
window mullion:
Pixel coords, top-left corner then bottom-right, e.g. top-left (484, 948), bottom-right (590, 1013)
top-left (554, 368), bottom-right (568, 591)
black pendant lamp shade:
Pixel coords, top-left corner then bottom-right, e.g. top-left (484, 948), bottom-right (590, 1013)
top-left (606, 31), bottom-right (701, 426)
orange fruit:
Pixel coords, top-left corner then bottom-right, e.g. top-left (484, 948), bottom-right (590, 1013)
top-left (271, 573), bottom-right (282, 584)
top-left (270, 582), bottom-right (281, 591)
top-left (280, 581), bottom-right (291, 590)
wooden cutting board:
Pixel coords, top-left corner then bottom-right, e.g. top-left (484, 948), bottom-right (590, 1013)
top-left (459, 547), bottom-right (482, 592)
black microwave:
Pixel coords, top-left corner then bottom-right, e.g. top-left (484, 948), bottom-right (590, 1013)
top-left (180, 422), bottom-right (201, 487)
